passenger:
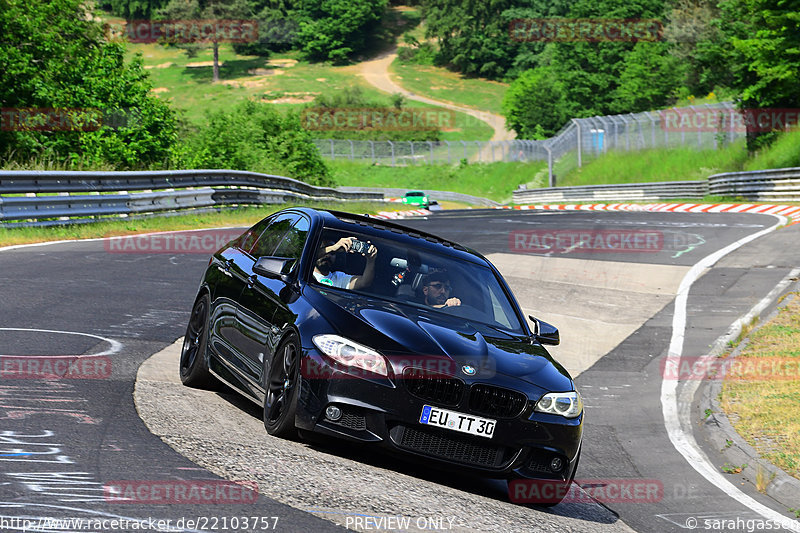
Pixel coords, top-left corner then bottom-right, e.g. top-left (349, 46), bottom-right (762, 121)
top-left (422, 271), bottom-right (461, 308)
top-left (313, 236), bottom-right (377, 290)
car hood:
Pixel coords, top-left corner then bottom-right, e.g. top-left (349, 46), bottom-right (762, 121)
top-left (307, 288), bottom-right (573, 392)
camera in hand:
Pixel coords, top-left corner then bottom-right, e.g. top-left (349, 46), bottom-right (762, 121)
top-left (350, 239), bottom-right (371, 254)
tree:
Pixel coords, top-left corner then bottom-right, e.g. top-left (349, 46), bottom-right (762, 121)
top-left (502, 67), bottom-right (569, 138)
top-left (156, 0), bottom-right (251, 82)
top-left (724, 0), bottom-right (800, 148)
top-left (538, 0), bottom-right (668, 117)
top-left (613, 41), bottom-right (684, 113)
top-left (421, 0), bottom-right (572, 80)
top-left (295, 0), bottom-right (388, 63)
top-left (0, 0), bottom-right (177, 167)
top-left (101, 0), bottom-right (171, 19)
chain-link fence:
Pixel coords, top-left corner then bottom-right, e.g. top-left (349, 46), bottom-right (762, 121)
top-left (313, 102), bottom-right (745, 187)
top-left (311, 139), bottom-right (550, 166)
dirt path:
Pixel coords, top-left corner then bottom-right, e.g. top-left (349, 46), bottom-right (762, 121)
top-left (360, 47), bottom-right (515, 142)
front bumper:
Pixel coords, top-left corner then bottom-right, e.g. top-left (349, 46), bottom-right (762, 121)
top-left (296, 350), bottom-right (583, 481)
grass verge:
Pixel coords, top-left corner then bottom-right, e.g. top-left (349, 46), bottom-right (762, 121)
top-left (719, 292), bottom-right (800, 481)
top-left (0, 201), bottom-right (390, 248)
top-left (557, 141), bottom-right (749, 187)
top-left (328, 160), bottom-right (547, 203)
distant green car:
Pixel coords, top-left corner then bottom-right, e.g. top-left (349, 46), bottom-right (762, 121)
top-left (402, 191), bottom-right (431, 209)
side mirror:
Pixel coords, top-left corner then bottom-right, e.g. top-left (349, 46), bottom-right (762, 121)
top-left (528, 315), bottom-right (560, 345)
top-left (253, 256), bottom-right (294, 283)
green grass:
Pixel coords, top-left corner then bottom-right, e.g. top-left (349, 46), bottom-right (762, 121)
top-left (390, 59), bottom-right (509, 116)
top-left (127, 43), bottom-right (492, 139)
top-left (556, 141), bottom-right (749, 187)
top-left (328, 160), bottom-right (547, 203)
top-left (0, 201), bottom-right (390, 247)
top-left (745, 129), bottom-right (800, 171)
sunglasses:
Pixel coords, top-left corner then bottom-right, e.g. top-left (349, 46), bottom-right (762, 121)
top-left (427, 281), bottom-right (451, 290)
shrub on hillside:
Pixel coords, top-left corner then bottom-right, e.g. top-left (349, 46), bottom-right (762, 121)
top-left (176, 101), bottom-right (333, 187)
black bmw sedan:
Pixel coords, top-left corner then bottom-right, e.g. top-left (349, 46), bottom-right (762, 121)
top-left (179, 207), bottom-right (582, 502)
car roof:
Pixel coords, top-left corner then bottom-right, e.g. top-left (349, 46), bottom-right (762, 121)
top-left (291, 207), bottom-right (488, 265)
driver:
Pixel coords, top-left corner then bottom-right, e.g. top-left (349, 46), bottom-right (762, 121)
top-left (422, 271), bottom-right (461, 308)
top-left (313, 236), bottom-right (377, 290)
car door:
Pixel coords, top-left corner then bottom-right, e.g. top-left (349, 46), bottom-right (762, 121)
top-left (232, 213), bottom-right (304, 392)
top-left (258, 215), bottom-right (310, 390)
top-left (207, 217), bottom-right (272, 369)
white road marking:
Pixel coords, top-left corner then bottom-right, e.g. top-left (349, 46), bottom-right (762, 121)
top-left (660, 213), bottom-right (800, 531)
top-left (0, 328), bottom-right (122, 357)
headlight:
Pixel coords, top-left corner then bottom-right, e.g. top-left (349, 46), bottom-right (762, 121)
top-left (534, 391), bottom-right (582, 418)
top-left (312, 334), bottom-right (388, 377)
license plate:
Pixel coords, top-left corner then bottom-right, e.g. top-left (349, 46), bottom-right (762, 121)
top-left (419, 405), bottom-right (496, 439)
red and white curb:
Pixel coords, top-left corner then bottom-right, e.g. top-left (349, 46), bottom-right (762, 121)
top-left (373, 208), bottom-right (432, 219)
top-left (495, 203), bottom-right (800, 225)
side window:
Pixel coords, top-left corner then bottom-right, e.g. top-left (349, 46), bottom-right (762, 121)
top-left (249, 214), bottom-right (297, 258)
top-left (237, 217), bottom-right (273, 253)
top-left (273, 217), bottom-right (310, 259)
top-left (273, 217), bottom-right (310, 273)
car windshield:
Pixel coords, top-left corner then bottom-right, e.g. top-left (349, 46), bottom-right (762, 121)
top-left (406, 192), bottom-right (424, 197)
top-left (309, 227), bottom-right (525, 334)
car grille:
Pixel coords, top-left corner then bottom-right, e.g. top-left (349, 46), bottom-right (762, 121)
top-left (403, 368), bottom-right (464, 406)
top-left (392, 425), bottom-right (510, 468)
top-left (468, 384), bottom-right (528, 418)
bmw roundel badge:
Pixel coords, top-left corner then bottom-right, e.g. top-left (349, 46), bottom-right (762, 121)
top-left (462, 365), bottom-right (476, 376)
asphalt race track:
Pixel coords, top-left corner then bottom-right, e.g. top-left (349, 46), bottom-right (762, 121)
top-left (1, 208), bottom-right (799, 533)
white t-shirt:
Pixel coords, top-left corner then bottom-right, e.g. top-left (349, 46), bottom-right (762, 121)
top-left (313, 270), bottom-right (353, 289)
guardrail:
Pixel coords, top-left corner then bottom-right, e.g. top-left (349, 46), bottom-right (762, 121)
top-left (0, 170), bottom-right (384, 225)
top-left (708, 167), bottom-right (800, 202)
top-left (512, 180), bottom-right (708, 203)
top-left (513, 167), bottom-right (800, 204)
top-left (336, 187), bottom-right (500, 207)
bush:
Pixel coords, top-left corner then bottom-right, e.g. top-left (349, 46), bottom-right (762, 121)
top-left (502, 67), bottom-right (569, 139)
top-left (302, 87), bottom-right (442, 141)
top-left (177, 101), bottom-right (333, 187)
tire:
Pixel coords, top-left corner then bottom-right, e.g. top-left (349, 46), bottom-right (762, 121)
top-left (179, 293), bottom-right (215, 388)
top-left (263, 333), bottom-right (301, 438)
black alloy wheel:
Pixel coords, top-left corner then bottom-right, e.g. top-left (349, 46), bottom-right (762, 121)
top-left (179, 293), bottom-right (215, 388)
top-left (264, 334), bottom-right (300, 438)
